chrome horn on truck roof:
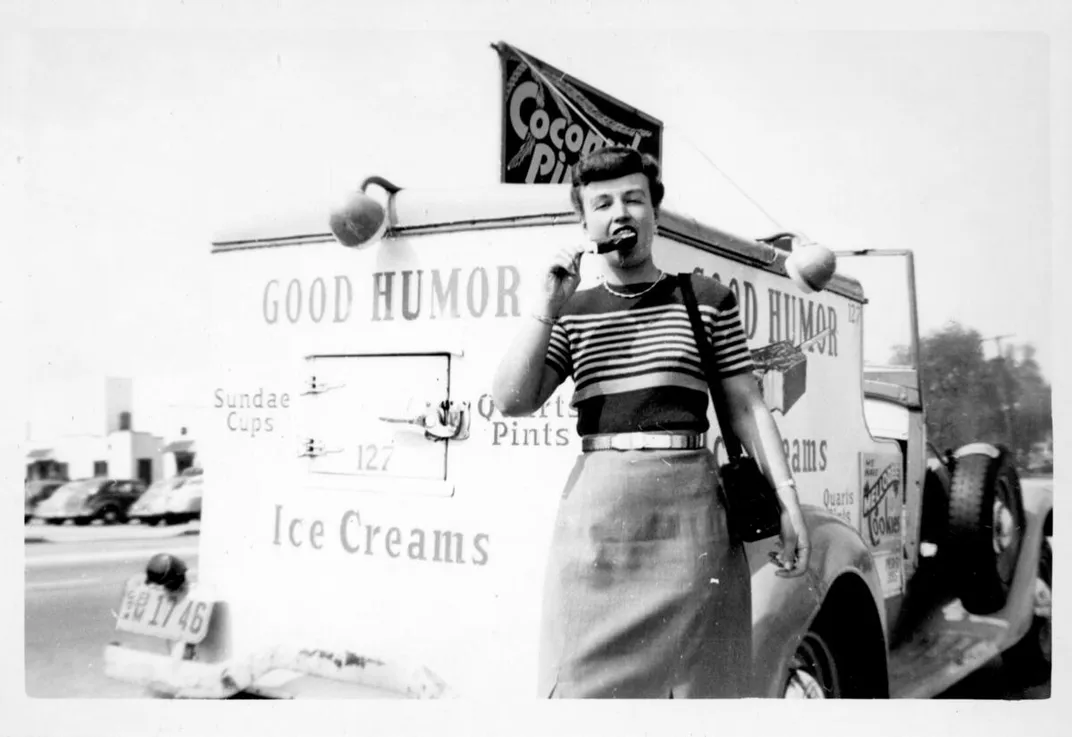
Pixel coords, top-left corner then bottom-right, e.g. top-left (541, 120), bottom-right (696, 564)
top-left (761, 231), bottom-right (838, 294)
top-left (329, 176), bottom-right (402, 249)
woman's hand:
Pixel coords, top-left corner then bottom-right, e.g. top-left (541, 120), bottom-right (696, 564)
top-left (716, 373), bottom-right (812, 579)
top-left (539, 243), bottom-right (586, 318)
top-left (773, 495), bottom-right (811, 578)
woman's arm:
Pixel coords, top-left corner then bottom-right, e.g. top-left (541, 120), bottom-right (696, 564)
top-left (719, 372), bottom-right (811, 577)
top-left (492, 243), bottom-right (585, 417)
top-left (491, 320), bottom-right (565, 417)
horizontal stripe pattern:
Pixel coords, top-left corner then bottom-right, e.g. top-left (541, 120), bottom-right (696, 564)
top-left (540, 274), bottom-right (754, 434)
top-left (572, 370), bottom-right (708, 404)
top-left (546, 302), bottom-right (755, 397)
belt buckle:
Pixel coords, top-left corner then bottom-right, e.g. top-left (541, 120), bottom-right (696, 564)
top-left (609, 434), bottom-right (635, 451)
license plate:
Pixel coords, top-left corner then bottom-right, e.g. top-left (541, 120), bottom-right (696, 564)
top-left (114, 578), bottom-right (215, 643)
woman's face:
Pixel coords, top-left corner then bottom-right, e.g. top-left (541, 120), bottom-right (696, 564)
top-left (579, 172), bottom-right (657, 272)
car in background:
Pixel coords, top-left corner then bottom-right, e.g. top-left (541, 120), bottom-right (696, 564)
top-left (24, 479), bottom-right (67, 524)
top-left (32, 477), bottom-right (147, 525)
top-left (127, 467), bottom-right (203, 525)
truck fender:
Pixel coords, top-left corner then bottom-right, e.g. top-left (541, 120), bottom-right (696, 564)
top-left (921, 457), bottom-right (953, 546)
top-left (953, 442), bottom-right (1002, 460)
top-left (748, 506), bottom-right (889, 697)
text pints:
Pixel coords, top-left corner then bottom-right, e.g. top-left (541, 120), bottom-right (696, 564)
top-left (477, 392), bottom-right (576, 448)
top-left (272, 505), bottom-right (490, 566)
top-left (262, 266), bottom-right (522, 325)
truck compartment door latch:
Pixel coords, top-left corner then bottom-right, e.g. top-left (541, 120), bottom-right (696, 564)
top-left (300, 376), bottom-right (346, 396)
top-left (297, 440), bottom-right (343, 458)
top-left (379, 400), bottom-right (471, 442)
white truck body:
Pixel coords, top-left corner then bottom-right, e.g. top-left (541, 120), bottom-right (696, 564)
top-left (104, 184), bottom-right (1052, 699)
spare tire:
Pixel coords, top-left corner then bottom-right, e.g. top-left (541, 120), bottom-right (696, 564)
top-left (947, 448), bottom-right (1025, 614)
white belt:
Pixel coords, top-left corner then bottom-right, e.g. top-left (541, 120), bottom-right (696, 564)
top-left (581, 432), bottom-right (707, 452)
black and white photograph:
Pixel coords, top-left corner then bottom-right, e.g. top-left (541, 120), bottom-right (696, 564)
top-left (4, 1), bottom-right (1068, 735)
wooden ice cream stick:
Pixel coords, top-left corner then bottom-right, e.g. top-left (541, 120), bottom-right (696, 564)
top-left (796, 327), bottom-right (835, 353)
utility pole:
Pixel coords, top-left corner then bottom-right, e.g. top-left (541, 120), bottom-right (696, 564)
top-left (980, 334), bottom-right (1015, 445)
top-left (981, 334), bottom-right (1014, 358)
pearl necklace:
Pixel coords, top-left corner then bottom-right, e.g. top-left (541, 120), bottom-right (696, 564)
top-left (601, 272), bottom-right (666, 299)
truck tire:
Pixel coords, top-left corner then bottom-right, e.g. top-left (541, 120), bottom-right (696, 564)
top-left (948, 451), bottom-right (1025, 614)
top-left (781, 576), bottom-right (888, 698)
top-left (783, 629), bottom-right (841, 698)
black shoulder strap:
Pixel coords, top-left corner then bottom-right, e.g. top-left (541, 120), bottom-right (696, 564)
top-left (678, 272), bottom-right (744, 461)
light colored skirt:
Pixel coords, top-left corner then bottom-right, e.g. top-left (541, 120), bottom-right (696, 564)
top-left (537, 448), bottom-right (753, 698)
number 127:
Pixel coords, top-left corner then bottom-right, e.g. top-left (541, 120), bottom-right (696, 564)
top-left (356, 444), bottom-right (394, 472)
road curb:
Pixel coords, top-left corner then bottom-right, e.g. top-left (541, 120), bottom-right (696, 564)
top-left (23, 527), bottom-right (200, 545)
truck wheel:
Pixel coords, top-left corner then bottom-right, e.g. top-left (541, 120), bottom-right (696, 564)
top-left (948, 451), bottom-right (1025, 614)
top-left (783, 630), bottom-right (841, 698)
top-left (1002, 539), bottom-right (1052, 682)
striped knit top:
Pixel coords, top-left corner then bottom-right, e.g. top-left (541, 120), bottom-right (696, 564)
top-left (545, 272), bottom-right (755, 435)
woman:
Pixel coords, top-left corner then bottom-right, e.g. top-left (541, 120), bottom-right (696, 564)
top-left (492, 146), bottom-right (809, 698)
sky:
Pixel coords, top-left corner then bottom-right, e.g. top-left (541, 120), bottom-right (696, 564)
top-left (3, 1), bottom-right (1066, 439)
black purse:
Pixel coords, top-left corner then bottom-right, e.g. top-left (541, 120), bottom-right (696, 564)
top-left (678, 273), bottom-right (783, 543)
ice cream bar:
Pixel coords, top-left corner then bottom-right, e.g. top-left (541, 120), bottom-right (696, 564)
top-left (596, 231), bottom-right (638, 254)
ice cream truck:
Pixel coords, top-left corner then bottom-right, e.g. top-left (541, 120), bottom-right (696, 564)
top-left (103, 178), bottom-right (1052, 699)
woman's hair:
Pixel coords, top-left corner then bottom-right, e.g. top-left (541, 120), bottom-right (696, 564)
top-left (568, 145), bottom-right (665, 214)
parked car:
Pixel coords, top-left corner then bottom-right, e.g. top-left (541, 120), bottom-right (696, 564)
top-left (24, 479), bottom-right (67, 524)
top-left (128, 470), bottom-right (203, 525)
top-left (174, 474), bottom-right (204, 523)
top-left (33, 477), bottom-right (147, 525)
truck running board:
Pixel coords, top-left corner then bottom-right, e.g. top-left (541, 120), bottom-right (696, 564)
top-left (888, 598), bottom-right (1010, 698)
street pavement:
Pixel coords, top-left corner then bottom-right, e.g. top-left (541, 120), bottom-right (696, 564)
top-left (23, 523), bottom-right (1048, 700)
top-left (25, 530), bottom-right (200, 698)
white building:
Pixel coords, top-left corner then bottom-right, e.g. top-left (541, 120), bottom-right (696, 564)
top-left (133, 374), bottom-right (210, 479)
top-left (160, 428), bottom-right (200, 478)
top-left (25, 377), bottom-right (168, 485)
